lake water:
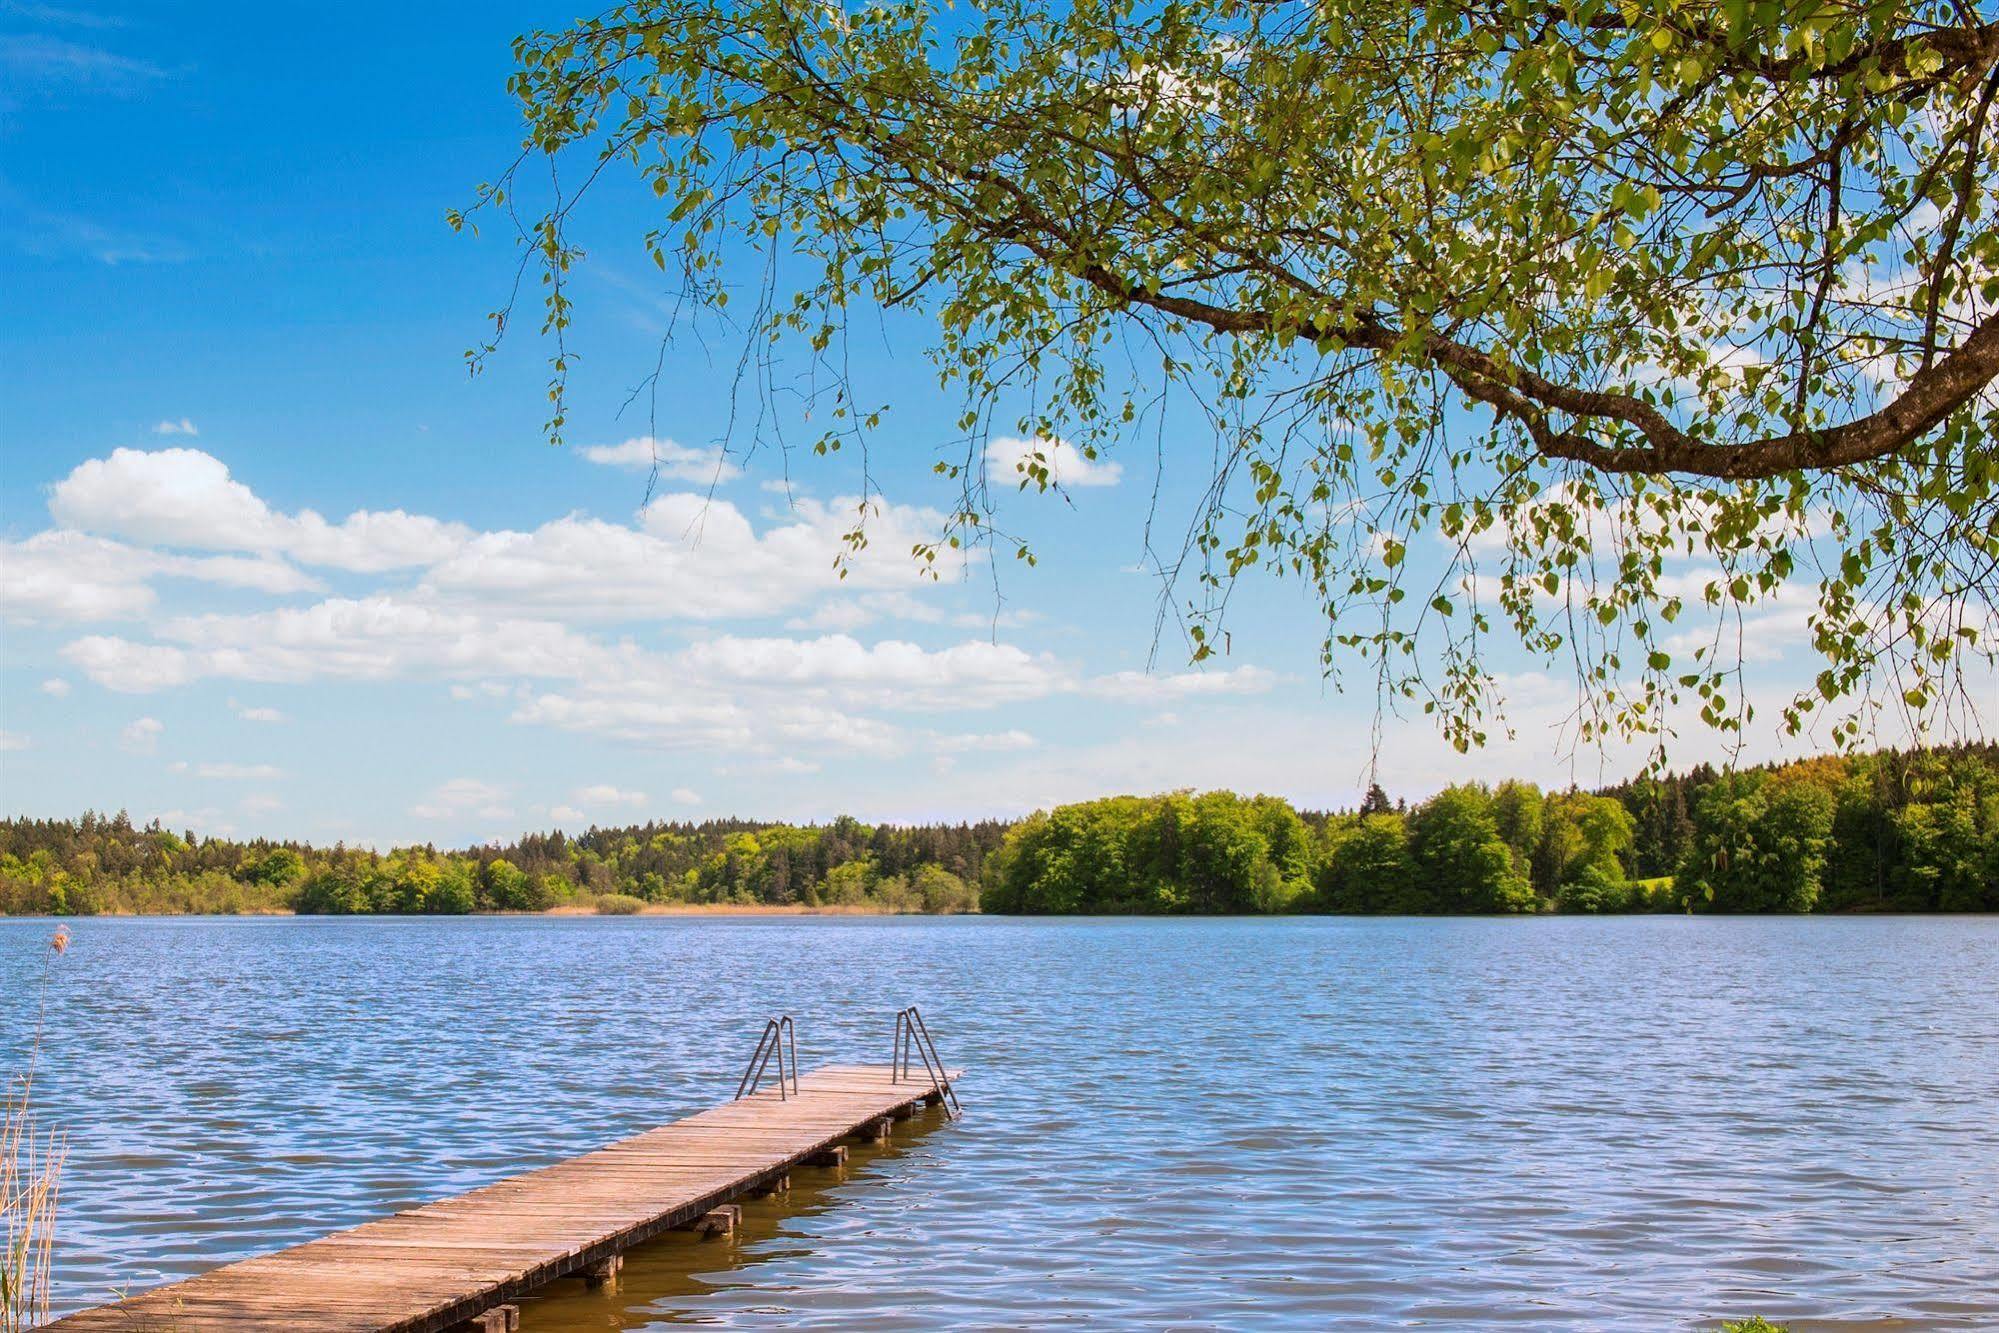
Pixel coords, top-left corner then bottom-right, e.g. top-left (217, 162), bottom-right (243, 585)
top-left (3, 915), bottom-right (1996, 1330)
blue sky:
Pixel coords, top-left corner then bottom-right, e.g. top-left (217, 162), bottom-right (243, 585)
top-left (0, 1), bottom-right (1962, 846)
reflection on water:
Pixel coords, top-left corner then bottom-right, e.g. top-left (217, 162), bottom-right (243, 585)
top-left (516, 1119), bottom-right (951, 1329)
top-left (3, 915), bottom-right (1997, 1330)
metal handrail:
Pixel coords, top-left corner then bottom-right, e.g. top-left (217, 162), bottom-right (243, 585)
top-left (891, 1005), bottom-right (961, 1120)
top-left (735, 1015), bottom-right (799, 1101)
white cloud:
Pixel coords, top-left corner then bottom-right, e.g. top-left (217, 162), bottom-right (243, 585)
top-left (229, 699), bottom-right (285, 723)
top-left (119, 715), bottom-right (163, 753)
top-left (153, 418), bottom-right (198, 436)
top-left (548, 804), bottom-right (588, 824)
top-left (62, 596), bottom-right (611, 692)
top-left (578, 436), bottom-right (741, 482)
top-left (933, 729), bottom-right (1037, 752)
top-left (786, 590), bottom-right (1038, 633)
top-left (572, 783), bottom-right (648, 807)
top-left (1088, 665), bottom-right (1278, 702)
top-left (670, 787), bottom-right (703, 806)
top-left (240, 792), bottom-right (284, 815)
top-left (63, 637), bottom-right (195, 691)
top-left (420, 494), bottom-right (965, 622)
top-left (509, 687), bottom-right (902, 757)
top-left (39, 678), bottom-right (70, 698)
top-left (412, 777), bottom-right (512, 821)
top-left (675, 634), bottom-right (1066, 708)
top-left (988, 435), bottom-right (1124, 489)
top-left (0, 530), bottom-right (317, 623)
top-left (23, 449), bottom-right (972, 634)
top-left (0, 731), bottom-right (27, 752)
top-left (170, 761), bottom-right (283, 780)
top-left (49, 448), bottom-right (471, 572)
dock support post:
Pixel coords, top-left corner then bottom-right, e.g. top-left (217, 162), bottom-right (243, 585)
top-left (684, 1205), bottom-right (739, 1238)
top-left (750, 1172), bottom-right (789, 1197)
top-left (580, 1254), bottom-right (622, 1288)
top-left (805, 1145), bottom-right (848, 1167)
top-left (863, 1115), bottom-right (893, 1143)
top-left (463, 1305), bottom-right (519, 1333)
top-left (890, 1102), bottom-right (918, 1121)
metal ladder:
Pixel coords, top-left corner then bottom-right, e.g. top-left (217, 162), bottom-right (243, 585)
top-left (735, 1014), bottom-right (799, 1101)
top-left (891, 1005), bottom-right (961, 1120)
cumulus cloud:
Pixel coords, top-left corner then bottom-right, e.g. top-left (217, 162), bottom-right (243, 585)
top-left (420, 493), bottom-right (966, 622)
top-left (509, 687), bottom-right (901, 757)
top-left (412, 777), bottom-right (512, 821)
top-left (119, 715), bottom-right (162, 753)
top-left (49, 448), bottom-right (471, 571)
top-left (572, 783), bottom-right (648, 807)
top-left (670, 787), bottom-right (703, 806)
top-left (0, 731), bottom-right (28, 752)
top-left (18, 444), bottom-right (1308, 785)
top-left (170, 761), bottom-right (283, 780)
top-left (988, 435), bottom-right (1124, 489)
top-left (933, 729), bottom-right (1037, 752)
top-left (1088, 665), bottom-right (1278, 702)
top-left (786, 590), bottom-right (1038, 633)
top-left (63, 596), bottom-right (612, 692)
top-left (675, 634), bottom-right (1065, 708)
top-left (1, 530), bottom-right (317, 623)
top-left (39, 678), bottom-right (70, 697)
top-left (578, 436), bottom-right (741, 482)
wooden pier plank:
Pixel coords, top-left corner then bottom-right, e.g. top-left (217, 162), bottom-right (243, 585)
top-left (48, 1064), bottom-right (959, 1333)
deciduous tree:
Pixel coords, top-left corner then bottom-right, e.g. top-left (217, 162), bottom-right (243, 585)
top-left (478, 0), bottom-right (1999, 758)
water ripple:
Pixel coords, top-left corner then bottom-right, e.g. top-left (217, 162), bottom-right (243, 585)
top-left (3, 915), bottom-right (1996, 1329)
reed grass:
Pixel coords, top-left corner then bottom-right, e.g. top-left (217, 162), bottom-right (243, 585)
top-left (2, 926), bottom-right (68, 1331)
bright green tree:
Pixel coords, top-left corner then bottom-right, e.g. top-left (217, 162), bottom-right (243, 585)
top-left (480, 0), bottom-right (1999, 757)
top-left (1408, 785), bottom-right (1537, 913)
top-left (1894, 793), bottom-right (1995, 911)
top-left (245, 847), bottom-right (305, 889)
top-left (1490, 782), bottom-right (1544, 881)
top-left (1679, 774), bottom-right (1836, 912)
top-left (1316, 814), bottom-right (1421, 913)
top-left (480, 859), bottom-right (533, 911)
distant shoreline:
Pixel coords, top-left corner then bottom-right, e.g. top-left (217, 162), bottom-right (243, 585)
top-left (543, 901), bottom-right (919, 917)
top-left (0, 902), bottom-right (937, 919)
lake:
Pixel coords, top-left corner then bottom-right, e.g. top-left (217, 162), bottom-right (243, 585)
top-left (3, 915), bottom-right (1996, 1329)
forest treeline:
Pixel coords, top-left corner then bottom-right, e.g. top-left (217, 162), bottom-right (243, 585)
top-left (3, 744), bottom-right (1995, 916)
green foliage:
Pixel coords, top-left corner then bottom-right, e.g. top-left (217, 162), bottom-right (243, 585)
top-left (0, 810), bottom-right (1007, 917)
top-left (488, 0), bottom-right (1999, 760)
top-left (1408, 786), bottom-right (1539, 914)
top-left (984, 792), bottom-right (1310, 914)
top-left (594, 893), bottom-right (646, 915)
top-left (1720, 1320), bottom-right (1790, 1333)
top-left (1558, 862), bottom-right (1629, 915)
top-left (1316, 815), bottom-right (1419, 912)
top-left (4, 744), bottom-right (1994, 917)
top-left (243, 847), bottom-right (304, 888)
top-left (1678, 775), bottom-right (1836, 912)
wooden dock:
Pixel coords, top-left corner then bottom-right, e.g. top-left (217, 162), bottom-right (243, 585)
top-left (48, 1063), bottom-right (960, 1332)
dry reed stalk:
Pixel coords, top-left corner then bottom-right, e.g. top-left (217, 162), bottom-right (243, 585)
top-left (2, 927), bottom-right (69, 1332)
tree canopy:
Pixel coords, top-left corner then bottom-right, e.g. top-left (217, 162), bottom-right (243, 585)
top-left (472, 0), bottom-right (1999, 757)
top-left (4, 743), bottom-right (1995, 915)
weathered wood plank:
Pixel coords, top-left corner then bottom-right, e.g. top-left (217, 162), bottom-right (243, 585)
top-left (48, 1065), bottom-right (960, 1333)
